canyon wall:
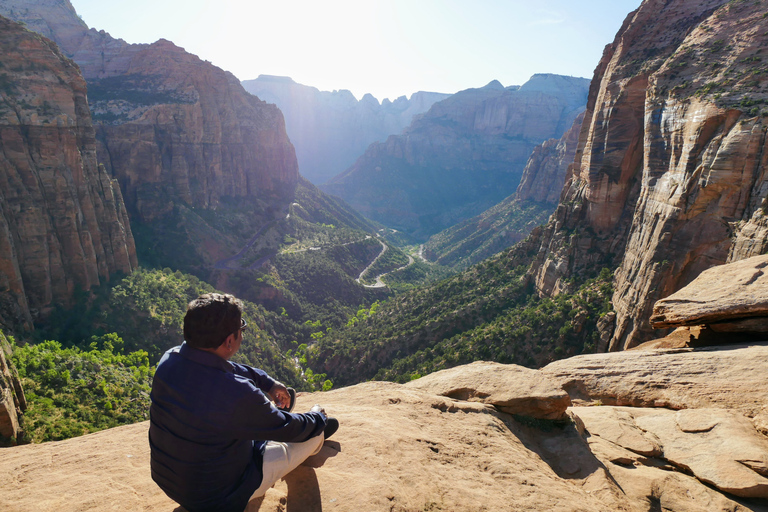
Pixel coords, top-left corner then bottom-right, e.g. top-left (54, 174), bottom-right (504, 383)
top-left (423, 111), bottom-right (585, 268)
top-left (526, 0), bottom-right (768, 350)
top-left (0, 15), bottom-right (137, 328)
top-left (242, 75), bottom-right (450, 185)
top-left (0, 0), bottom-right (299, 224)
top-left (322, 74), bottom-right (590, 240)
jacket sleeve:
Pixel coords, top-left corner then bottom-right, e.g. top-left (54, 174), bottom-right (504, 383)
top-left (230, 361), bottom-right (276, 394)
top-left (228, 376), bottom-right (326, 443)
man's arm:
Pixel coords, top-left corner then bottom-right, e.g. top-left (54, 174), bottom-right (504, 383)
top-left (229, 362), bottom-right (292, 409)
top-left (229, 380), bottom-right (326, 443)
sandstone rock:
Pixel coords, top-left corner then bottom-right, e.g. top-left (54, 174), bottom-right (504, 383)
top-left (651, 254), bottom-right (768, 328)
top-left (573, 406), bottom-right (661, 457)
top-left (0, 332), bottom-right (24, 443)
top-left (242, 75), bottom-right (450, 185)
top-left (575, 405), bottom-right (768, 504)
top-left (0, 2), bottom-right (300, 225)
top-left (541, 342), bottom-right (768, 416)
top-left (0, 382), bottom-right (627, 512)
top-left (405, 361), bottom-right (571, 419)
top-left (525, 0), bottom-right (768, 350)
top-left (0, 15), bottom-right (137, 327)
top-left (321, 74), bottom-right (589, 239)
top-left (636, 408), bottom-right (768, 499)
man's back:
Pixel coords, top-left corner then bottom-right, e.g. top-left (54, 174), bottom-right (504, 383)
top-left (150, 343), bottom-right (325, 512)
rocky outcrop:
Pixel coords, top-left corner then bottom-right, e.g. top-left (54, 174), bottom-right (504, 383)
top-left (0, 331), bottom-right (25, 443)
top-left (526, 0), bottom-right (768, 350)
top-left (423, 111), bottom-right (584, 268)
top-left (651, 253), bottom-right (768, 333)
top-left (242, 75), bottom-right (450, 185)
top-left (0, 15), bottom-right (137, 328)
top-left (321, 74), bottom-right (590, 240)
top-left (405, 361), bottom-right (571, 420)
top-left (0, 0), bottom-right (299, 223)
top-left (2, 343), bottom-right (768, 510)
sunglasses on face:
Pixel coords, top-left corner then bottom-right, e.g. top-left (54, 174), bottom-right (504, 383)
top-left (226, 318), bottom-right (248, 340)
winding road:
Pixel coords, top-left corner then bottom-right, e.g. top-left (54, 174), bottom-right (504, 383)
top-left (356, 239), bottom-right (416, 288)
top-left (213, 201), bottom-right (417, 287)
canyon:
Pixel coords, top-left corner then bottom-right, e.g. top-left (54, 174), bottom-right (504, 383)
top-left (242, 75), bottom-right (449, 185)
top-left (423, 111), bottom-right (585, 268)
top-left (321, 74), bottom-right (590, 240)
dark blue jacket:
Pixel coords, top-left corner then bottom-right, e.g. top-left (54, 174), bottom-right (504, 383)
top-left (149, 343), bottom-right (326, 512)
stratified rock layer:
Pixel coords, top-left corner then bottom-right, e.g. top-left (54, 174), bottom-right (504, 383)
top-left (322, 74), bottom-right (589, 239)
top-left (405, 361), bottom-right (572, 419)
top-left (651, 253), bottom-right (768, 329)
top-left (0, 15), bottom-right (136, 327)
top-left (0, 331), bottom-right (25, 442)
top-left (526, 0), bottom-right (768, 350)
top-left (0, 0), bottom-right (299, 224)
top-left (242, 75), bottom-right (450, 185)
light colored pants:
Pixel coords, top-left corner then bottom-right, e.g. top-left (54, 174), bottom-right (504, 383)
top-left (250, 434), bottom-right (324, 498)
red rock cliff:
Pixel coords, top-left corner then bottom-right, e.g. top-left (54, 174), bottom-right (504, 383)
top-left (528, 0), bottom-right (768, 350)
top-left (0, 16), bottom-right (137, 328)
top-left (0, 0), bottom-right (299, 222)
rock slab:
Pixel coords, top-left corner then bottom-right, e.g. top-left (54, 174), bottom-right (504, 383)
top-left (651, 253), bottom-right (768, 328)
top-left (405, 360), bottom-right (571, 419)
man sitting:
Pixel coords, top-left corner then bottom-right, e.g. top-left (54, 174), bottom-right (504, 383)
top-left (149, 293), bottom-right (338, 512)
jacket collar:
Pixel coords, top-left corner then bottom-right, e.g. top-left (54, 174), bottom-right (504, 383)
top-left (178, 342), bottom-right (234, 373)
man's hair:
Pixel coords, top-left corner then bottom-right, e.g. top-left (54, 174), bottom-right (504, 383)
top-left (183, 293), bottom-right (243, 349)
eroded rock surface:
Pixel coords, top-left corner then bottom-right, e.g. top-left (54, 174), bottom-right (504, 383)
top-left (405, 360), bottom-right (571, 419)
top-left (651, 254), bottom-right (768, 330)
top-left (524, 0), bottom-right (768, 350)
top-left (0, 15), bottom-right (137, 328)
top-left (3, 346), bottom-right (768, 511)
top-left (542, 342), bottom-right (768, 416)
top-left (0, 0), bottom-right (299, 224)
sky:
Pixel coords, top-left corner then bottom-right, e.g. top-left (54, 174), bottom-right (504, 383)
top-left (69, 0), bottom-right (642, 102)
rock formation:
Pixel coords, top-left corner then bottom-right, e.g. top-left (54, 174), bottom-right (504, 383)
top-left (651, 253), bottom-right (768, 334)
top-left (0, 0), bottom-right (299, 224)
top-left (0, 331), bottom-right (25, 443)
top-left (2, 341), bottom-right (767, 511)
top-left (0, 15), bottom-right (137, 329)
top-left (424, 111), bottom-right (584, 268)
top-left (321, 74), bottom-right (590, 240)
top-left (242, 75), bottom-right (450, 185)
top-left (524, 0), bottom-right (768, 350)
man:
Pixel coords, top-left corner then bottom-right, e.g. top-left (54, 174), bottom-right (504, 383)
top-left (149, 293), bottom-right (339, 512)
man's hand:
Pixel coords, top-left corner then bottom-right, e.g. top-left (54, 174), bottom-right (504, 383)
top-left (268, 382), bottom-right (291, 410)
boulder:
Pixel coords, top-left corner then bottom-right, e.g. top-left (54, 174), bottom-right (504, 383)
top-left (405, 360), bottom-right (571, 419)
top-left (541, 343), bottom-right (768, 416)
top-left (651, 254), bottom-right (768, 329)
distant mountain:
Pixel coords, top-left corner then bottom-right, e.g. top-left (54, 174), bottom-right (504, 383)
top-left (321, 74), bottom-right (590, 240)
top-left (423, 111), bottom-right (585, 269)
top-left (242, 75), bottom-right (450, 184)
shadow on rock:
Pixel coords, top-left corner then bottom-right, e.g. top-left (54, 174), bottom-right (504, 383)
top-left (500, 413), bottom-right (606, 481)
top-left (245, 441), bottom-right (341, 512)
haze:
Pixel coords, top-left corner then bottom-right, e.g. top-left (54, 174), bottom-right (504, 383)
top-left (69, 0), bottom-right (640, 101)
